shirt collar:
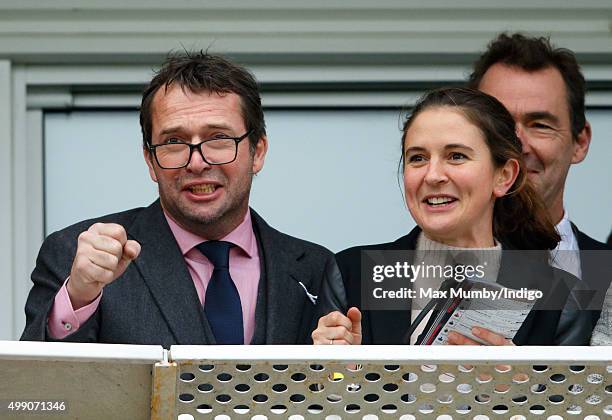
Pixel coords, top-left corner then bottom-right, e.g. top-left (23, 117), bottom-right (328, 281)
top-left (555, 210), bottom-right (573, 239)
top-left (164, 209), bottom-right (257, 258)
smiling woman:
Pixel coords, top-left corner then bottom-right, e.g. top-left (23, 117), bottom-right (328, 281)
top-left (312, 87), bottom-right (570, 347)
top-left (400, 88), bottom-right (559, 251)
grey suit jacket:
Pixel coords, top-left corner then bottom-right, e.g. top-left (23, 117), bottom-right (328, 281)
top-left (21, 201), bottom-right (345, 348)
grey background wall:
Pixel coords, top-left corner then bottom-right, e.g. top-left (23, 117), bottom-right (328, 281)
top-left (1, 1), bottom-right (611, 340)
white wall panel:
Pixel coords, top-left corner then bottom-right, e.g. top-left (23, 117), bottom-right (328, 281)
top-left (44, 108), bottom-right (611, 251)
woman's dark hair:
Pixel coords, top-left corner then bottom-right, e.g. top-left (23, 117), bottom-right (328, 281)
top-left (401, 87), bottom-right (560, 250)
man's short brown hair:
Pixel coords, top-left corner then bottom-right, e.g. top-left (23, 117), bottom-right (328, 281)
top-left (468, 33), bottom-right (586, 139)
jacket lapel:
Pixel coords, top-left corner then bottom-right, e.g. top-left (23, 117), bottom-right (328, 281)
top-left (251, 210), bottom-right (310, 344)
top-left (368, 228), bottom-right (420, 344)
top-left (127, 200), bottom-right (211, 345)
top-left (571, 223), bottom-right (611, 312)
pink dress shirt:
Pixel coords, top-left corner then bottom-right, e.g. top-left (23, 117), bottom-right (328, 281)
top-left (48, 210), bottom-right (261, 344)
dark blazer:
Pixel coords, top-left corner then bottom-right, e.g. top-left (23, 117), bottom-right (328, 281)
top-left (335, 226), bottom-right (573, 345)
top-left (21, 200), bottom-right (345, 348)
top-left (553, 223), bottom-right (611, 345)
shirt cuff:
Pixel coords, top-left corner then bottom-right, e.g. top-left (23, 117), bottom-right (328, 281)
top-left (47, 277), bottom-right (102, 339)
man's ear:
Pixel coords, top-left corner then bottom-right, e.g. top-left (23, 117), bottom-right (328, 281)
top-left (143, 146), bottom-right (158, 183)
top-left (252, 135), bottom-right (268, 174)
top-left (493, 158), bottom-right (519, 198)
top-left (571, 121), bottom-right (591, 164)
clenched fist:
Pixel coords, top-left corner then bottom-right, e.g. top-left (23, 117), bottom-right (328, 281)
top-left (67, 223), bottom-right (141, 309)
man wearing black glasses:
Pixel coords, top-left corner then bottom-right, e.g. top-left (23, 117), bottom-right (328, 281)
top-left (22, 52), bottom-right (345, 347)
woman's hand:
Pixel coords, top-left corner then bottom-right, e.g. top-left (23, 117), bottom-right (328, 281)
top-left (447, 326), bottom-right (514, 346)
top-left (312, 307), bottom-right (362, 345)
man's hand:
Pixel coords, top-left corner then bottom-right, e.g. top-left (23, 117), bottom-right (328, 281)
top-left (447, 326), bottom-right (514, 346)
top-left (312, 307), bottom-right (362, 345)
top-left (67, 223), bottom-right (141, 309)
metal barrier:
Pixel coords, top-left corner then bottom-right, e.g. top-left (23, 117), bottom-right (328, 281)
top-left (169, 345), bottom-right (611, 419)
top-left (1, 342), bottom-right (610, 419)
top-left (0, 341), bottom-right (164, 420)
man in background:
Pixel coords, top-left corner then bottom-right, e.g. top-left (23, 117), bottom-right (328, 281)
top-left (21, 52), bottom-right (344, 348)
top-left (465, 33), bottom-right (610, 345)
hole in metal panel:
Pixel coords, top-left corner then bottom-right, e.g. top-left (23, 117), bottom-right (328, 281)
top-left (179, 393), bottom-right (194, 403)
top-left (457, 383), bottom-right (472, 394)
top-left (345, 404), bottom-right (360, 413)
top-left (585, 394), bottom-right (602, 405)
top-left (421, 364), bottom-right (437, 373)
top-left (180, 372), bottom-right (196, 382)
top-left (216, 373), bottom-right (232, 382)
top-left (587, 373), bottom-right (603, 384)
top-left (326, 394), bottom-right (342, 403)
top-left (549, 373), bottom-right (566, 383)
top-left (420, 383), bottom-right (436, 393)
top-left (272, 383), bottom-right (288, 393)
top-left (418, 404), bottom-right (434, 414)
top-left (455, 405), bottom-right (471, 414)
top-left (365, 372), bottom-right (380, 382)
top-left (512, 395), bottom-right (528, 404)
top-left (400, 394), bottom-right (417, 404)
top-left (215, 394), bottom-right (231, 404)
top-left (402, 372), bottom-right (418, 382)
top-left (383, 383), bottom-right (399, 393)
top-left (308, 383), bottom-right (324, 393)
top-left (328, 372), bottom-right (344, 382)
top-left (529, 404), bottom-right (546, 414)
top-left (568, 384), bottom-right (584, 394)
top-left (474, 394), bottom-right (490, 404)
top-left (437, 394), bottom-right (453, 404)
top-left (196, 404), bottom-right (212, 414)
top-left (289, 394), bottom-right (306, 403)
top-left (346, 383), bottom-right (361, 393)
top-left (492, 404), bottom-right (508, 413)
top-left (531, 384), bottom-right (547, 394)
top-left (234, 383), bottom-right (250, 393)
top-left (381, 404), bottom-right (397, 413)
top-left (253, 394), bottom-right (268, 403)
top-left (270, 405), bottom-right (287, 414)
top-left (307, 404), bottom-right (323, 414)
top-left (512, 373), bottom-right (529, 383)
top-left (253, 373), bottom-right (269, 382)
top-left (364, 393), bottom-right (380, 403)
top-left (291, 372), bottom-right (306, 382)
top-left (549, 394), bottom-right (564, 404)
top-left (197, 383), bottom-right (213, 393)
top-left (233, 405), bottom-right (249, 414)
top-left (439, 373), bottom-right (455, 383)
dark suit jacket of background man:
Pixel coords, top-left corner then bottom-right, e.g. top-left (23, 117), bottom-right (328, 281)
top-left (21, 200), bottom-right (346, 348)
top-left (553, 223), bottom-right (611, 345)
top-left (336, 226), bottom-right (575, 346)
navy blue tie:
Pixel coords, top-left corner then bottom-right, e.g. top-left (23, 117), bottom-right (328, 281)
top-left (197, 241), bottom-right (244, 344)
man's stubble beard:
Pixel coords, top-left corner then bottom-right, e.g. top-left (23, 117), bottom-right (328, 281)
top-left (158, 170), bottom-right (255, 236)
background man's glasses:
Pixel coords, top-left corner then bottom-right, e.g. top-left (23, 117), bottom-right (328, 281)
top-left (148, 130), bottom-right (252, 169)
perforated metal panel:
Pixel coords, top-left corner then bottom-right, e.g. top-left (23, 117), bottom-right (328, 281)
top-left (170, 346), bottom-right (611, 420)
